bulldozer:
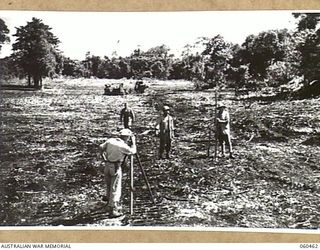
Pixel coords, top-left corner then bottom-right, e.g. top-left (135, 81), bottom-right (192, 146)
top-left (134, 80), bottom-right (148, 94)
top-left (104, 83), bottom-right (127, 96)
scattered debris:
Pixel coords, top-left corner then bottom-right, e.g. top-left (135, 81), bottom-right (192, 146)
top-left (1, 78), bottom-right (319, 228)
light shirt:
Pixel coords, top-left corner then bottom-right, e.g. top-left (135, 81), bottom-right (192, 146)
top-left (217, 109), bottom-right (230, 134)
top-left (156, 114), bottom-right (174, 138)
top-left (100, 138), bottom-right (136, 162)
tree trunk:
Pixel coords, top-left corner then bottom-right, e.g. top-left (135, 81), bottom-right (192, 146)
top-left (28, 75), bottom-right (31, 86)
top-left (33, 74), bottom-right (40, 89)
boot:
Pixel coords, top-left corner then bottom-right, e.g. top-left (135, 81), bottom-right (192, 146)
top-left (110, 202), bottom-right (123, 217)
top-left (110, 209), bottom-right (123, 217)
top-left (110, 205), bottom-right (123, 217)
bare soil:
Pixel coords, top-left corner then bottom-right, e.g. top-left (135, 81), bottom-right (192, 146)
top-left (1, 78), bottom-right (319, 228)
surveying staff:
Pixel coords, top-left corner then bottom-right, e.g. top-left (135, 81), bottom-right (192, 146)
top-left (120, 102), bottom-right (135, 129)
top-left (99, 129), bottom-right (136, 217)
top-left (156, 105), bottom-right (174, 159)
top-left (216, 104), bottom-right (234, 159)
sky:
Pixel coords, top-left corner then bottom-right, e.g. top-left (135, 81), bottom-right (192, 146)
top-left (0, 10), bottom-right (298, 60)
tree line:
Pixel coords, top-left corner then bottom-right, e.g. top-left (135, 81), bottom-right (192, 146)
top-left (0, 13), bottom-right (319, 89)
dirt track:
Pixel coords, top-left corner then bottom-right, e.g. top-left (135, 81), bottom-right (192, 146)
top-left (1, 78), bottom-right (319, 228)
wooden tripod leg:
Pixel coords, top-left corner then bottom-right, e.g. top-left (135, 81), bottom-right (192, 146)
top-left (121, 155), bottom-right (128, 168)
top-left (207, 130), bottom-right (211, 158)
top-left (135, 153), bottom-right (156, 205)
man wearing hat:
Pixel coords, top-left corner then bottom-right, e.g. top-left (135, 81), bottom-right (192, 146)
top-left (99, 128), bottom-right (136, 217)
top-left (156, 105), bottom-right (175, 159)
top-left (216, 103), bottom-right (234, 158)
top-left (120, 102), bottom-right (135, 129)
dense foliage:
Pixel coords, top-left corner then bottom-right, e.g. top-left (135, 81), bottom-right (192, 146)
top-left (1, 13), bottom-right (320, 89)
top-left (0, 18), bottom-right (10, 51)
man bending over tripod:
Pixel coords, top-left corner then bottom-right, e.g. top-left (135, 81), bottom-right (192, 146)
top-left (99, 129), bottom-right (136, 217)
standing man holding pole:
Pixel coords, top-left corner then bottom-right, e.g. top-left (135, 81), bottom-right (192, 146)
top-left (120, 102), bottom-right (136, 129)
top-left (156, 105), bottom-right (175, 159)
top-left (214, 88), bottom-right (218, 159)
top-left (99, 129), bottom-right (136, 217)
top-left (216, 103), bottom-right (234, 159)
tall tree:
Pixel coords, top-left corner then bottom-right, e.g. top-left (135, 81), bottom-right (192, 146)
top-left (0, 18), bottom-right (10, 51)
top-left (200, 35), bottom-right (232, 86)
top-left (146, 45), bottom-right (173, 79)
top-left (293, 13), bottom-right (320, 82)
top-left (169, 58), bottom-right (186, 79)
top-left (293, 13), bottom-right (320, 31)
top-left (127, 44), bottom-right (173, 79)
top-left (177, 43), bottom-right (205, 82)
top-left (226, 44), bottom-right (251, 88)
top-left (241, 30), bottom-right (290, 79)
top-left (82, 53), bottom-right (104, 78)
top-left (12, 17), bottom-right (60, 88)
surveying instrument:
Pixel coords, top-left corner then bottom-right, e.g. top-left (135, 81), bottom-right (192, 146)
top-left (123, 135), bottom-right (156, 215)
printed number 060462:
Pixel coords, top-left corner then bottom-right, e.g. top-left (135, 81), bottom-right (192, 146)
top-left (300, 244), bottom-right (319, 249)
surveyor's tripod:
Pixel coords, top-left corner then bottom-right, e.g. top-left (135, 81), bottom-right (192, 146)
top-left (122, 152), bottom-right (156, 215)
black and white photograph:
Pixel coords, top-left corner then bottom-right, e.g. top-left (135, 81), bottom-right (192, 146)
top-left (0, 10), bottom-right (319, 229)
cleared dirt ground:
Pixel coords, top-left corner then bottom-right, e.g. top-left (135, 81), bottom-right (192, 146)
top-left (1, 78), bottom-right (319, 228)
